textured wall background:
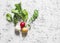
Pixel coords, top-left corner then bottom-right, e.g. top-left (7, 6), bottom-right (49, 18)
top-left (0, 0), bottom-right (60, 43)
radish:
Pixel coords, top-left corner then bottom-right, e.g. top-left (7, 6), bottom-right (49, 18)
top-left (20, 22), bottom-right (25, 29)
top-left (15, 22), bottom-right (21, 32)
top-left (22, 27), bottom-right (28, 33)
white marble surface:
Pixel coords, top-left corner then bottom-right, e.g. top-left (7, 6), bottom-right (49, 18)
top-left (0, 0), bottom-right (60, 43)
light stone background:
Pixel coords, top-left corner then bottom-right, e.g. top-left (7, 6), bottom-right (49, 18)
top-left (0, 0), bottom-right (60, 43)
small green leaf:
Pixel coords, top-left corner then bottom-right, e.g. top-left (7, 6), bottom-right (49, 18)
top-left (11, 9), bottom-right (22, 20)
top-left (13, 14), bottom-right (18, 26)
top-left (15, 2), bottom-right (22, 12)
top-left (22, 9), bottom-right (28, 22)
top-left (6, 13), bottom-right (12, 22)
top-left (29, 10), bottom-right (38, 23)
top-left (11, 9), bottom-right (19, 14)
top-left (13, 18), bottom-right (18, 26)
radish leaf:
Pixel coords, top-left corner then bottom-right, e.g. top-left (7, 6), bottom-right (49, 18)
top-left (6, 13), bottom-right (12, 22)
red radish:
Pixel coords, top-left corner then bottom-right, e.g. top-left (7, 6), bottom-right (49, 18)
top-left (20, 22), bottom-right (25, 29)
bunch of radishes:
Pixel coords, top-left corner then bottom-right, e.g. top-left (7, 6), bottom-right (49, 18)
top-left (6, 2), bottom-right (38, 33)
top-left (20, 22), bottom-right (28, 33)
top-left (15, 22), bottom-right (28, 33)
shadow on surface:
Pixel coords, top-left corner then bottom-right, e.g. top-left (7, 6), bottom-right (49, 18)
top-left (15, 29), bottom-right (20, 35)
top-left (21, 32), bottom-right (27, 38)
top-left (15, 29), bottom-right (28, 38)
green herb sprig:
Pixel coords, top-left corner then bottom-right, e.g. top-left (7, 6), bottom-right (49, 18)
top-left (29, 10), bottom-right (38, 24)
